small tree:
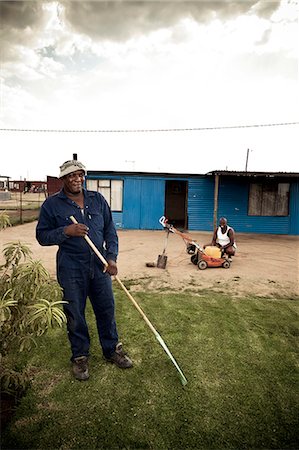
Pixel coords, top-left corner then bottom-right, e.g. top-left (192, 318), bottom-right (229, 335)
top-left (0, 220), bottom-right (67, 395)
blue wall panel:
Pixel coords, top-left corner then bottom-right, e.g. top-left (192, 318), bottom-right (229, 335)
top-left (122, 177), bottom-right (165, 229)
top-left (123, 178), bottom-right (142, 229)
top-left (217, 177), bottom-right (290, 235)
top-left (188, 177), bottom-right (214, 231)
top-left (111, 212), bottom-right (123, 229)
top-left (87, 173), bottom-right (298, 235)
top-left (140, 179), bottom-right (165, 229)
top-left (188, 176), bottom-right (296, 235)
top-left (289, 181), bottom-right (299, 235)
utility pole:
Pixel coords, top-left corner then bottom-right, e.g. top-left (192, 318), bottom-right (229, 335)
top-left (213, 174), bottom-right (219, 230)
top-left (19, 190), bottom-right (23, 224)
top-left (245, 148), bottom-right (250, 171)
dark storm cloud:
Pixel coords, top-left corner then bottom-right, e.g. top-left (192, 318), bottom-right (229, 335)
top-left (0, 1), bottom-right (47, 61)
top-left (61, 0), bottom-right (282, 41)
top-left (0, 1), bottom-right (282, 42)
top-left (0, 1), bottom-right (283, 39)
top-left (0, 0), bottom-right (282, 63)
top-left (0, 1), bottom-right (43, 29)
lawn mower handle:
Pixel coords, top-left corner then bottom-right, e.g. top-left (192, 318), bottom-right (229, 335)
top-left (159, 216), bottom-right (174, 232)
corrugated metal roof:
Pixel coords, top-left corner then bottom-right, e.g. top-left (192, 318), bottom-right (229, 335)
top-left (87, 170), bottom-right (204, 178)
top-left (206, 170), bottom-right (299, 177)
top-left (88, 169), bottom-right (299, 178)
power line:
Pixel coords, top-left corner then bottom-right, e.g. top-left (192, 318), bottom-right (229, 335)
top-left (0, 122), bottom-right (298, 133)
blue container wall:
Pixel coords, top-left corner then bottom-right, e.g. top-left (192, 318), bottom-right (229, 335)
top-left (88, 174), bottom-right (299, 235)
top-left (188, 176), bottom-right (298, 235)
top-left (111, 212), bottom-right (123, 229)
top-left (123, 178), bottom-right (165, 229)
top-left (188, 177), bottom-right (215, 231)
top-left (216, 177), bottom-right (294, 235)
top-left (140, 179), bottom-right (165, 229)
top-left (289, 181), bottom-right (299, 235)
top-left (87, 175), bottom-right (165, 230)
top-left (122, 178), bottom-right (142, 229)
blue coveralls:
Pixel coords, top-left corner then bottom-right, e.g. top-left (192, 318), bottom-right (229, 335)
top-left (36, 189), bottom-right (119, 360)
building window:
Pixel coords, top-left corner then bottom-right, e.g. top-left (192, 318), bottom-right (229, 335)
top-left (248, 182), bottom-right (290, 216)
top-left (87, 179), bottom-right (123, 212)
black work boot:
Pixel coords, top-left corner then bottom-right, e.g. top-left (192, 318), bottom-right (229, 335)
top-left (72, 356), bottom-right (89, 381)
top-left (106, 343), bottom-right (133, 369)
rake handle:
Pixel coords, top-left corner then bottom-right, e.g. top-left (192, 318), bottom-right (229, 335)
top-left (69, 215), bottom-right (187, 386)
top-left (69, 216), bottom-right (157, 334)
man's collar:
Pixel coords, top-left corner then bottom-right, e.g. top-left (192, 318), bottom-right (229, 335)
top-left (58, 188), bottom-right (95, 199)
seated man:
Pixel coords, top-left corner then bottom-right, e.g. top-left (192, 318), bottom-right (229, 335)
top-left (205, 217), bottom-right (236, 258)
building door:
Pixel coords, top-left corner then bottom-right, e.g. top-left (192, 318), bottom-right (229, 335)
top-left (164, 180), bottom-right (188, 229)
top-left (140, 179), bottom-right (165, 229)
top-left (123, 178), bottom-right (165, 229)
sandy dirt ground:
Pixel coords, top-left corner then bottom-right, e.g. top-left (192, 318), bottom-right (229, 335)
top-left (0, 221), bottom-right (298, 298)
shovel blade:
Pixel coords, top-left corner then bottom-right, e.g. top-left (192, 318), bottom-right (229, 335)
top-left (157, 254), bottom-right (167, 269)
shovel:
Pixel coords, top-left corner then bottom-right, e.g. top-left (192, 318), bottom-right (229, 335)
top-left (157, 228), bottom-right (170, 269)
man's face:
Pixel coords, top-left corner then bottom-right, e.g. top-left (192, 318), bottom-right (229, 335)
top-left (219, 219), bottom-right (227, 228)
top-left (63, 170), bottom-right (85, 194)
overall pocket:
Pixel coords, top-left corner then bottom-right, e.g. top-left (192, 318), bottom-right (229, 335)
top-left (86, 208), bottom-right (104, 231)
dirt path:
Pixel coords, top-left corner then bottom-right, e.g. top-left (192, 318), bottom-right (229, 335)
top-left (1, 222), bottom-right (298, 298)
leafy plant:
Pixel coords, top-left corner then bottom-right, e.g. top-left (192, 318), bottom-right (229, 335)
top-left (1, 241), bottom-right (31, 270)
top-left (0, 211), bottom-right (11, 230)
top-left (0, 223), bottom-right (67, 397)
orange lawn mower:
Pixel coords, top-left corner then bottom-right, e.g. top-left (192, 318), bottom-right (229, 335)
top-left (159, 216), bottom-right (231, 270)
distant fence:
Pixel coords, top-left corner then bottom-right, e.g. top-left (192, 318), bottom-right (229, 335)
top-left (0, 192), bottom-right (11, 201)
top-left (0, 191), bottom-right (47, 225)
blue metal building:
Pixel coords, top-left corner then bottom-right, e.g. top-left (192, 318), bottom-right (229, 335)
top-left (86, 170), bottom-right (299, 235)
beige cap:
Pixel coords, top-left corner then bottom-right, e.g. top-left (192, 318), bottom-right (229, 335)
top-left (59, 160), bottom-right (87, 178)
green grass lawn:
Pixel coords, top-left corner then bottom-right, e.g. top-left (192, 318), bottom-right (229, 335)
top-left (2, 287), bottom-right (298, 450)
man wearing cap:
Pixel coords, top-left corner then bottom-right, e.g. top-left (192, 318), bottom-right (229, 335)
top-left (36, 160), bottom-right (132, 381)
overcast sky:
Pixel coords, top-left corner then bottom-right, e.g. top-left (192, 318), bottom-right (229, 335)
top-left (1, 0), bottom-right (298, 181)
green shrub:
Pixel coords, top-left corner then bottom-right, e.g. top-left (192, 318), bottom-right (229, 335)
top-left (0, 211), bottom-right (11, 230)
top-left (0, 223), bottom-right (67, 396)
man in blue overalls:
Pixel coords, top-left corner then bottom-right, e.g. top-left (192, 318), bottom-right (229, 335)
top-left (36, 160), bottom-right (132, 380)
